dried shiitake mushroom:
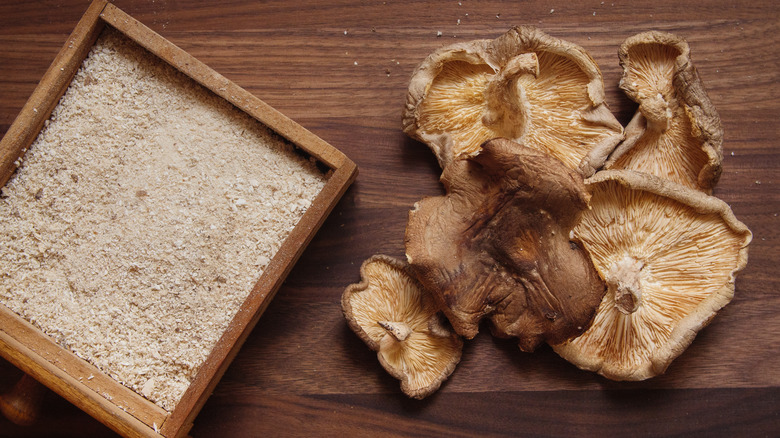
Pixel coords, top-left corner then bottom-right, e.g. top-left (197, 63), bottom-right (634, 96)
top-left (553, 170), bottom-right (751, 380)
top-left (405, 138), bottom-right (606, 351)
top-left (342, 255), bottom-right (463, 399)
top-left (604, 31), bottom-right (723, 192)
top-left (403, 26), bottom-right (623, 174)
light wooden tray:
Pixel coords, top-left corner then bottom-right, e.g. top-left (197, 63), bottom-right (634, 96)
top-left (0, 1), bottom-right (357, 436)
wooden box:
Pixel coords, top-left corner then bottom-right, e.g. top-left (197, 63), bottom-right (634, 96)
top-left (0, 1), bottom-right (357, 436)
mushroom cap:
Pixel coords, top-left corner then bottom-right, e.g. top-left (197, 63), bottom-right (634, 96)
top-left (604, 31), bottom-right (723, 192)
top-left (405, 138), bottom-right (606, 351)
top-left (342, 255), bottom-right (463, 399)
top-left (553, 170), bottom-right (752, 380)
top-left (403, 25), bottom-right (623, 174)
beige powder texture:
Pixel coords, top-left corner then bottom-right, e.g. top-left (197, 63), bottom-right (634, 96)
top-left (0, 28), bottom-right (326, 410)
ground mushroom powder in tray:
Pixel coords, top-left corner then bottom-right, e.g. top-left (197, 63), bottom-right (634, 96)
top-left (0, 28), bottom-right (326, 410)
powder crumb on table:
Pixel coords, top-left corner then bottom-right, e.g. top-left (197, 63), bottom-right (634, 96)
top-left (0, 28), bottom-right (326, 411)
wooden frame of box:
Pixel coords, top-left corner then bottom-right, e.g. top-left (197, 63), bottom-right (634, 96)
top-left (0, 1), bottom-right (357, 436)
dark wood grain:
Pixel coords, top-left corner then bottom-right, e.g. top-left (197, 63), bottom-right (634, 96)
top-left (1, 0), bottom-right (778, 436)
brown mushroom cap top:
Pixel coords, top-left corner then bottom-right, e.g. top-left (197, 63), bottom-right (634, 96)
top-left (403, 26), bottom-right (623, 174)
top-left (405, 138), bottom-right (606, 351)
top-left (342, 255), bottom-right (463, 399)
top-left (604, 31), bottom-right (723, 192)
top-left (553, 170), bottom-right (751, 380)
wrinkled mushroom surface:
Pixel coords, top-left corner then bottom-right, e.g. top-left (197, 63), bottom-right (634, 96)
top-left (405, 138), bottom-right (606, 351)
top-left (342, 255), bottom-right (463, 399)
top-left (604, 31), bottom-right (723, 192)
top-left (403, 25), bottom-right (623, 174)
top-left (553, 170), bottom-right (751, 380)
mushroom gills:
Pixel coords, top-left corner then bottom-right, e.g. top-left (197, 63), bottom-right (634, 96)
top-left (342, 255), bottom-right (464, 399)
top-left (403, 25), bottom-right (624, 172)
top-left (605, 32), bottom-right (723, 193)
top-left (553, 170), bottom-right (752, 381)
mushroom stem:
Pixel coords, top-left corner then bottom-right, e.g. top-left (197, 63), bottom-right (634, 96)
top-left (639, 93), bottom-right (672, 132)
top-left (378, 321), bottom-right (413, 342)
top-left (603, 110), bottom-right (646, 170)
top-left (606, 256), bottom-right (645, 314)
top-left (481, 53), bottom-right (539, 137)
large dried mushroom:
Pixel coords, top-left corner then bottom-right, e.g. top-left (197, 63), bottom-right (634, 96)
top-left (403, 25), bottom-right (623, 174)
top-left (342, 255), bottom-right (463, 399)
top-left (552, 170), bottom-right (751, 380)
top-left (604, 31), bottom-right (723, 192)
top-left (405, 138), bottom-right (605, 351)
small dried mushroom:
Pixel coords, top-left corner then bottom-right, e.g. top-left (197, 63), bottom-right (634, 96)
top-left (342, 255), bottom-right (463, 399)
top-left (553, 170), bottom-right (751, 380)
top-left (604, 31), bottom-right (723, 192)
top-left (405, 138), bottom-right (606, 351)
top-left (403, 25), bottom-right (623, 174)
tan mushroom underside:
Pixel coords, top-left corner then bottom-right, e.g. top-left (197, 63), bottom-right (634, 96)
top-left (342, 255), bottom-right (462, 399)
top-left (605, 31), bottom-right (723, 192)
top-left (553, 170), bottom-right (751, 380)
top-left (403, 25), bottom-right (623, 174)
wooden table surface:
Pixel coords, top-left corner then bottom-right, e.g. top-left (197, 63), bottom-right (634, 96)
top-left (1, 0), bottom-right (778, 436)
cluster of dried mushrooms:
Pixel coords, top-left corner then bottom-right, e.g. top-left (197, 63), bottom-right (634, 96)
top-left (342, 26), bottom-right (751, 398)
